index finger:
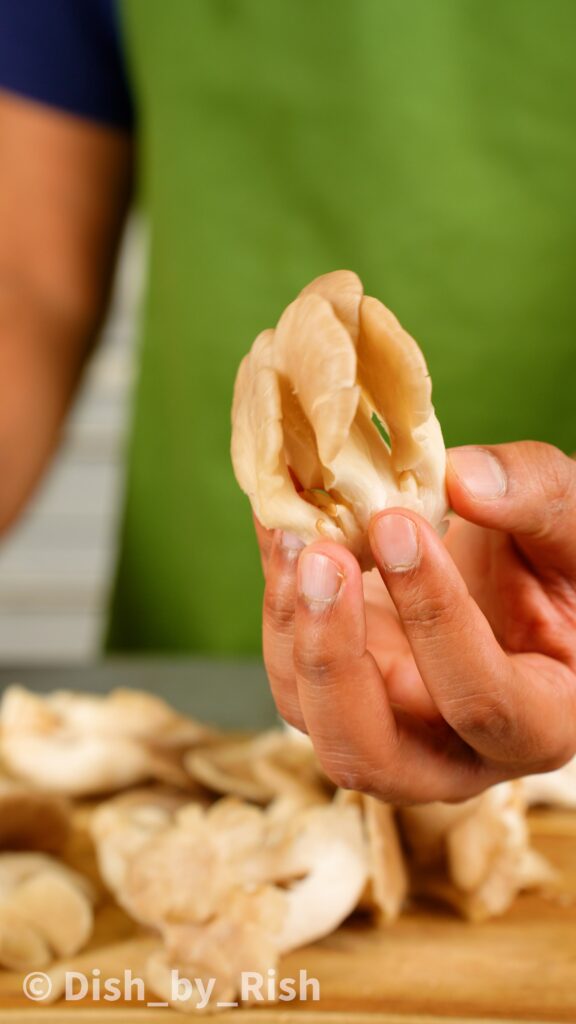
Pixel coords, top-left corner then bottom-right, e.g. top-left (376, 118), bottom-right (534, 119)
top-left (369, 510), bottom-right (576, 772)
top-left (292, 541), bottom-right (503, 802)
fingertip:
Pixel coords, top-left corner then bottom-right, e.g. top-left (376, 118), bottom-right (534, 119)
top-left (301, 539), bottom-right (362, 580)
top-left (369, 509), bottom-right (422, 574)
top-left (295, 541), bottom-right (367, 650)
top-left (446, 446), bottom-right (508, 507)
top-left (298, 549), bottom-right (344, 604)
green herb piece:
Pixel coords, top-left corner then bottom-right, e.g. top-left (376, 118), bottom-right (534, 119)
top-left (371, 411), bottom-right (391, 448)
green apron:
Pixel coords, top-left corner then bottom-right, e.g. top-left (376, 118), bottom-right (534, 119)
top-left (108, 0), bottom-right (576, 655)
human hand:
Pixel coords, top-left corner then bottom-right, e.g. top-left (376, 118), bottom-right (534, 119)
top-left (256, 442), bottom-right (576, 802)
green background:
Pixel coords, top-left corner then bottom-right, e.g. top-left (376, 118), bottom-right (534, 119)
top-left (108, 0), bottom-right (576, 654)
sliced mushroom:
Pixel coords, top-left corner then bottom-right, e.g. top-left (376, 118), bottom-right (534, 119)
top-left (0, 905), bottom-right (52, 971)
top-left (361, 796), bottom-right (407, 923)
top-left (0, 780), bottom-right (70, 852)
top-left (186, 728), bottom-right (329, 807)
top-left (399, 782), bottom-right (555, 921)
top-left (91, 788), bottom-right (193, 895)
top-left (0, 852), bottom-right (96, 969)
top-left (149, 888), bottom-right (284, 1012)
top-left (520, 756), bottom-right (576, 809)
top-left (337, 791), bottom-right (407, 923)
top-left (13, 870), bottom-right (94, 958)
top-left (399, 799), bottom-right (472, 871)
top-left (0, 686), bottom-right (211, 796)
top-left (273, 802), bottom-right (368, 951)
top-left (92, 789), bottom-right (367, 1007)
top-left (121, 808), bottom-right (235, 928)
top-left (231, 271), bottom-right (447, 569)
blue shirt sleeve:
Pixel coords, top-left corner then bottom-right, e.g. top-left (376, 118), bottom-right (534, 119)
top-left (0, 0), bottom-right (134, 130)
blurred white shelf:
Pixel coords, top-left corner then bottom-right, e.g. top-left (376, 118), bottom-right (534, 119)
top-left (0, 613), bottom-right (99, 662)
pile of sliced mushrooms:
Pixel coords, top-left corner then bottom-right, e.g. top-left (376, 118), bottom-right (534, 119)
top-left (0, 684), bottom-right (574, 1012)
top-left (0, 272), bottom-right (574, 1012)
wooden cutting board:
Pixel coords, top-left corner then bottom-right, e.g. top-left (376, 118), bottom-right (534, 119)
top-left (1, 809), bottom-right (575, 1023)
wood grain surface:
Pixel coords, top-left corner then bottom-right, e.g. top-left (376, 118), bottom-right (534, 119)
top-left (1, 809), bottom-right (575, 1023)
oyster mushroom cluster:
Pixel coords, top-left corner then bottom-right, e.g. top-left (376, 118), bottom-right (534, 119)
top-left (0, 685), bottom-right (210, 796)
top-left (0, 684), bottom-right (574, 1013)
top-left (91, 791), bottom-right (368, 1010)
top-left (185, 726), bottom-right (329, 807)
top-left (399, 782), bottom-right (555, 922)
top-left (231, 271), bottom-right (448, 567)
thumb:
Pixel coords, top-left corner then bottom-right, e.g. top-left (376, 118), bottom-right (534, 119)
top-left (446, 443), bottom-right (576, 579)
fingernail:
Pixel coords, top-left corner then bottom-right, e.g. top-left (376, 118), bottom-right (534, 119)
top-left (280, 530), bottom-right (305, 553)
top-left (373, 513), bottom-right (419, 571)
top-left (449, 447), bottom-right (507, 500)
top-left (299, 552), bottom-right (342, 602)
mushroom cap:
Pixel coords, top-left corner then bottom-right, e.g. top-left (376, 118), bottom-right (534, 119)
top-left (273, 293), bottom-right (359, 465)
top-left (161, 886), bottom-right (284, 978)
top-left (520, 755), bottom-right (576, 809)
top-left (274, 802), bottom-right (368, 952)
top-left (399, 799), bottom-right (475, 870)
top-left (0, 852), bottom-right (95, 967)
top-left (44, 688), bottom-right (207, 744)
top-left (0, 906), bottom-right (52, 971)
top-left (0, 686), bottom-right (207, 796)
top-left (231, 329), bottom-right (344, 545)
top-left (91, 788), bottom-right (192, 895)
top-left (10, 869), bottom-right (94, 958)
top-left (0, 852), bottom-right (95, 904)
top-left (361, 796), bottom-right (408, 923)
top-left (186, 728), bottom-right (328, 807)
top-left (299, 269), bottom-right (363, 342)
top-left (91, 788), bottom-right (368, 980)
top-left (358, 296), bottom-right (447, 520)
top-left (231, 270), bottom-right (447, 568)
top-left (124, 815), bottom-right (233, 927)
top-left (399, 783), bottom-right (554, 921)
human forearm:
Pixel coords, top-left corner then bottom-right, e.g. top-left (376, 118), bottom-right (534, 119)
top-left (0, 281), bottom-right (95, 533)
top-left (0, 93), bottom-right (133, 532)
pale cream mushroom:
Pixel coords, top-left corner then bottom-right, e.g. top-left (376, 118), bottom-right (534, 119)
top-left (90, 788), bottom-right (193, 895)
top-left (273, 801), bottom-right (368, 951)
top-left (231, 270), bottom-right (447, 569)
top-left (92, 791), bottom-right (367, 1010)
top-left (147, 888), bottom-right (284, 1012)
top-left (0, 780), bottom-right (70, 852)
top-left (337, 791), bottom-right (407, 923)
top-left (520, 756), bottom-right (576, 809)
top-left (186, 727), bottom-right (329, 808)
top-left (399, 782), bottom-right (555, 921)
top-left (0, 852), bottom-right (96, 970)
top-left (0, 686), bottom-right (211, 796)
top-left (0, 906), bottom-right (52, 971)
top-left (92, 794), bottom-right (260, 924)
top-left (94, 795), bottom-right (366, 937)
